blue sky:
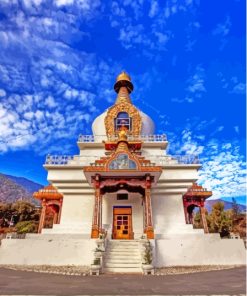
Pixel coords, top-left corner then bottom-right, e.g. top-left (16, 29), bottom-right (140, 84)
top-left (0, 0), bottom-right (245, 204)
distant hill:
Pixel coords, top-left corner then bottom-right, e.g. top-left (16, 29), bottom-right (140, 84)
top-left (0, 173), bottom-right (42, 205)
top-left (205, 199), bottom-right (246, 213)
top-left (4, 174), bottom-right (42, 194)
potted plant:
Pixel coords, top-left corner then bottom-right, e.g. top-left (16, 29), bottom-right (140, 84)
top-left (139, 234), bottom-right (149, 254)
top-left (94, 247), bottom-right (103, 258)
top-left (96, 233), bottom-right (106, 250)
top-left (140, 234), bottom-right (148, 243)
top-left (90, 257), bottom-right (101, 275)
top-left (142, 240), bottom-right (154, 275)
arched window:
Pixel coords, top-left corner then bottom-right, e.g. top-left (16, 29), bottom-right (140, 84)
top-left (114, 112), bottom-right (132, 131)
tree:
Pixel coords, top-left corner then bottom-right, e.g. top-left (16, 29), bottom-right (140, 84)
top-left (0, 201), bottom-right (40, 229)
top-left (193, 211), bottom-right (202, 228)
top-left (11, 201), bottom-right (39, 222)
top-left (231, 197), bottom-right (240, 219)
top-left (208, 202), bottom-right (232, 237)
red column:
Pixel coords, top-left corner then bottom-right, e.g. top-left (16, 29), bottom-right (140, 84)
top-left (38, 200), bottom-right (47, 233)
top-left (91, 175), bottom-right (101, 238)
top-left (144, 175), bottom-right (154, 239)
top-left (183, 201), bottom-right (189, 224)
top-left (57, 199), bottom-right (63, 224)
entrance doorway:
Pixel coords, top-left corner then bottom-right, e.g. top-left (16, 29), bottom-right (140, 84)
top-left (112, 206), bottom-right (133, 239)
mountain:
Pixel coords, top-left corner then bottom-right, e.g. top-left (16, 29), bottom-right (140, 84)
top-left (4, 174), bottom-right (42, 194)
top-left (0, 173), bottom-right (42, 204)
top-left (205, 199), bottom-right (246, 213)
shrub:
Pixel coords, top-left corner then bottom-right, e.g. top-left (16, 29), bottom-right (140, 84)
top-left (15, 221), bottom-right (38, 234)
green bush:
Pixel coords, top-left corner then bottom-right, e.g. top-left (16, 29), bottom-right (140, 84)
top-left (15, 221), bottom-right (38, 234)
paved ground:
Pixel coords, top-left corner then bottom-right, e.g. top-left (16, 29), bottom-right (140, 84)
top-left (0, 266), bottom-right (245, 295)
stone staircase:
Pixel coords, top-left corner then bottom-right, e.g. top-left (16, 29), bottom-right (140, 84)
top-left (103, 240), bottom-right (142, 273)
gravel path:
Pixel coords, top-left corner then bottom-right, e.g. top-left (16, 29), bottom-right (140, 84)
top-left (0, 264), bottom-right (244, 276)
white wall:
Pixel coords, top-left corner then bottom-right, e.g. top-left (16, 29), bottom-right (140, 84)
top-left (0, 237), bottom-right (95, 266)
top-left (155, 237), bottom-right (246, 266)
top-left (152, 193), bottom-right (194, 235)
top-left (60, 194), bottom-right (94, 225)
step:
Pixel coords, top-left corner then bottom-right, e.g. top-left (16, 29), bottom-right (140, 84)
top-left (107, 248), bottom-right (140, 252)
top-left (107, 245), bottom-right (140, 249)
top-left (104, 263), bottom-right (141, 268)
top-left (105, 252), bottom-right (140, 258)
top-left (107, 244), bottom-right (140, 247)
top-left (104, 267), bottom-right (142, 273)
top-left (105, 255), bottom-right (140, 259)
top-left (105, 260), bottom-right (140, 267)
top-left (108, 241), bottom-right (140, 244)
top-left (108, 241), bottom-right (139, 246)
top-left (107, 252), bottom-right (140, 256)
top-left (103, 240), bottom-right (142, 274)
top-left (107, 247), bottom-right (139, 251)
top-left (105, 258), bottom-right (141, 262)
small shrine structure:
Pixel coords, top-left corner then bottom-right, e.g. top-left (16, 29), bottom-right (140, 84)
top-left (33, 184), bottom-right (63, 233)
top-left (183, 183), bottom-right (212, 233)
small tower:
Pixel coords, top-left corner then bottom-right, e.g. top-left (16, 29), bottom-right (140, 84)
top-left (33, 184), bottom-right (63, 233)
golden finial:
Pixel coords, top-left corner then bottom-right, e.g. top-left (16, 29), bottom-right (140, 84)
top-left (116, 71), bottom-right (131, 83)
top-left (114, 71), bottom-right (134, 94)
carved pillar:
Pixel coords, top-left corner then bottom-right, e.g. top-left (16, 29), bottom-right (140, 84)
top-left (53, 206), bottom-right (59, 224)
top-left (142, 196), bottom-right (146, 231)
top-left (99, 194), bottom-right (103, 233)
top-left (38, 199), bottom-right (46, 234)
top-left (200, 204), bottom-right (209, 233)
top-left (57, 199), bottom-right (63, 224)
top-left (144, 175), bottom-right (154, 239)
top-left (91, 175), bottom-right (101, 238)
top-left (183, 199), bottom-right (189, 224)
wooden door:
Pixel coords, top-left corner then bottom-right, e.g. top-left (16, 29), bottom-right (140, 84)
top-left (113, 207), bottom-right (133, 239)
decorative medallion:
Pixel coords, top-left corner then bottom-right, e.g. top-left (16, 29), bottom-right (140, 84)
top-left (105, 102), bottom-right (142, 137)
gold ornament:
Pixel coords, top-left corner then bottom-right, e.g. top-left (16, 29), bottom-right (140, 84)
top-left (104, 102), bottom-right (142, 137)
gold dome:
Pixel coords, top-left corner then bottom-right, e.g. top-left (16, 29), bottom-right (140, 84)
top-left (114, 71), bottom-right (134, 94)
top-left (116, 71), bottom-right (131, 83)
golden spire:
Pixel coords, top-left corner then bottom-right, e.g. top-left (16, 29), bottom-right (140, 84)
top-left (116, 127), bottom-right (129, 152)
top-left (118, 127), bottom-right (128, 141)
top-left (114, 71), bottom-right (134, 104)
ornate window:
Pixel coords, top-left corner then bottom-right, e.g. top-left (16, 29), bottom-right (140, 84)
top-left (114, 112), bottom-right (132, 131)
top-left (109, 153), bottom-right (137, 170)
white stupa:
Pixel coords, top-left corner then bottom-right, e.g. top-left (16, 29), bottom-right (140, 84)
top-left (0, 72), bottom-right (245, 272)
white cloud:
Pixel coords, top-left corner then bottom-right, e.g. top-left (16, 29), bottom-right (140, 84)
top-left (166, 118), bottom-right (246, 200)
top-left (199, 141), bottom-right (246, 199)
top-left (149, 1), bottom-right (159, 18)
top-left (213, 16), bottom-right (231, 37)
top-left (232, 82), bottom-right (246, 95)
top-left (172, 66), bottom-right (206, 104)
top-left (54, 0), bottom-right (74, 6)
top-left (0, 89), bottom-right (6, 97)
top-left (187, 66), bottom-right (206, 94)
top-left (45, 96), bottom-right (57, 108)
top-left (234, 126), bottom-right (239, 134)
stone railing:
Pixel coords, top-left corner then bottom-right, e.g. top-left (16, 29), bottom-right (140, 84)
top-left (45, 154), bottom-right (200, 166)
top-left (78, 134), bottom-right (167, 143)
top-left (149, 155), bottom-right (200, 165)
top-left (45, 155), bottom-right (74, 165)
